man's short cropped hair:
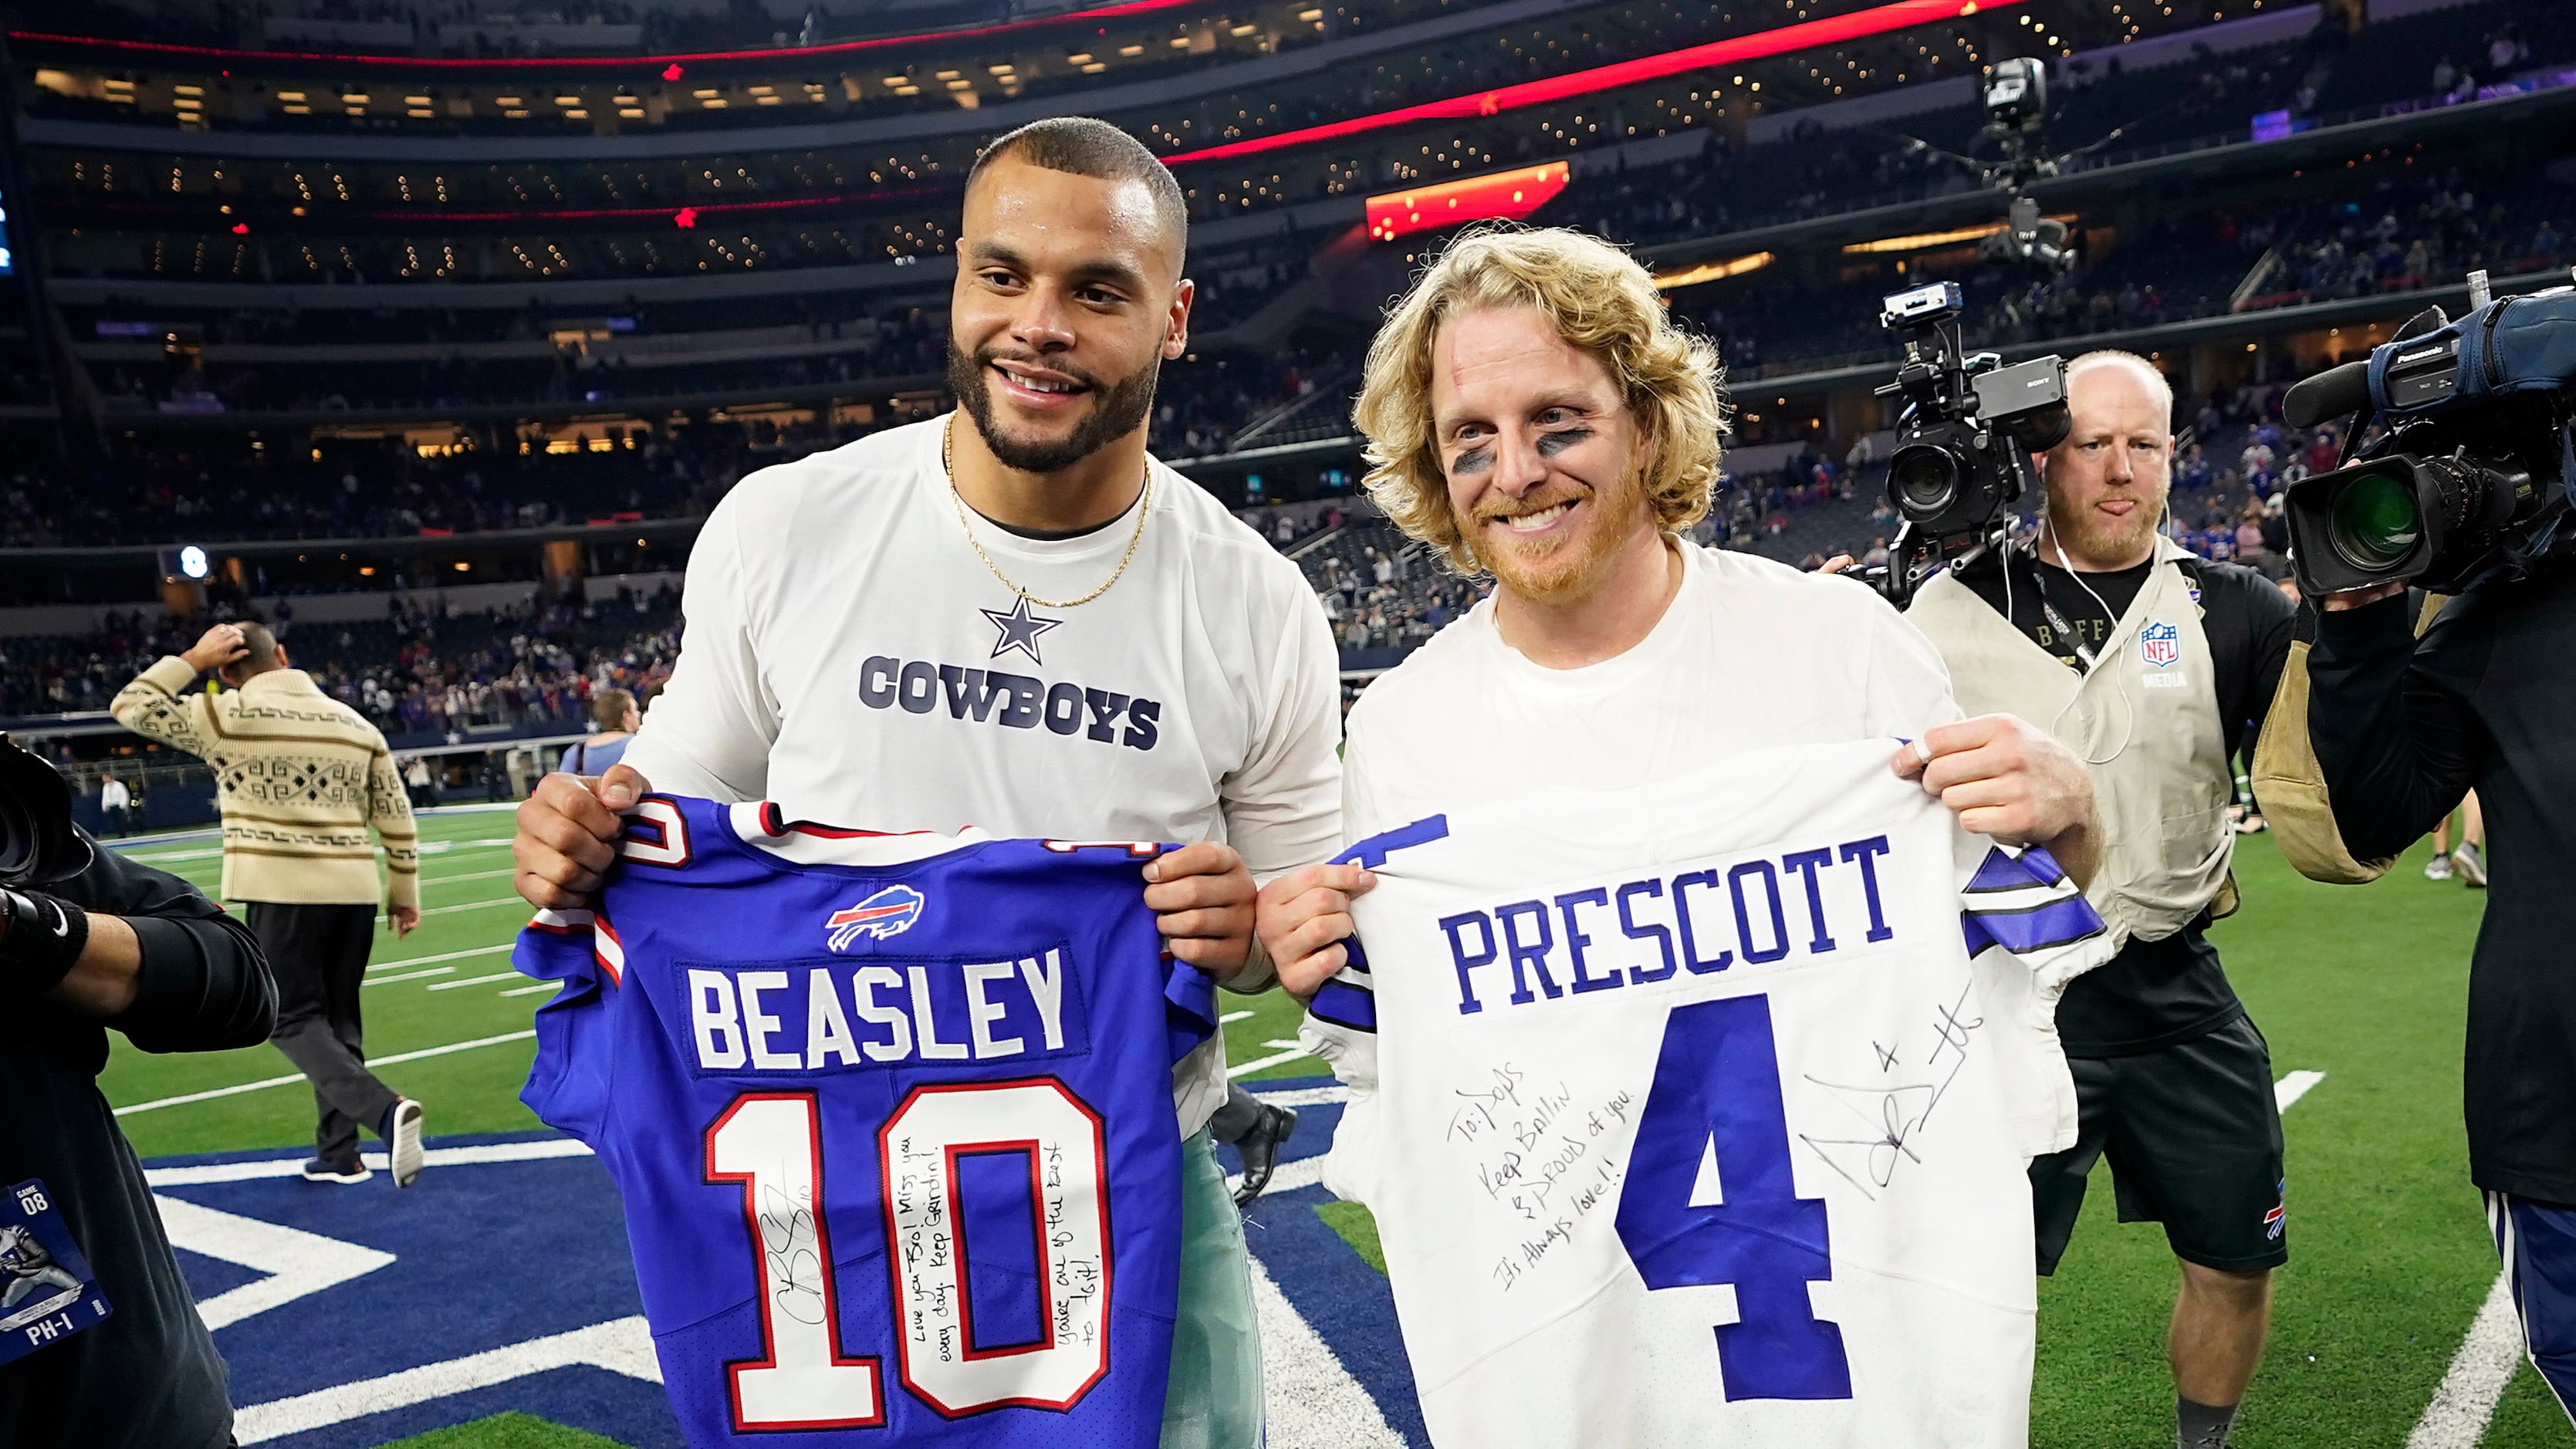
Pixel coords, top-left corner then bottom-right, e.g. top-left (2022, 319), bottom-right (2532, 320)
top-left (1351, 225), bottom-right (1730, 576)
top-left (968, 117), bottom-right (1188, 266)
top-left (591, 687), bottom-right (636, 731)
top-left (229, 621), bottom-right (282, 677)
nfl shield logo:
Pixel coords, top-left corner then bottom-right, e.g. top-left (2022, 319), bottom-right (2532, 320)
top-left (2138, 620), bottom-right (2181, 669)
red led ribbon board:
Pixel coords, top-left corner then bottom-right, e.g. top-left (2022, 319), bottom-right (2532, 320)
top-left (1365, 164), bottom-right (1570, 244)
top-left (1169, 0), bottom-right (2037, 167)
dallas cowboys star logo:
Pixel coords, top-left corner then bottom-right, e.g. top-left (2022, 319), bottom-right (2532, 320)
top-left (979, 596), bottom-right (1064, 664)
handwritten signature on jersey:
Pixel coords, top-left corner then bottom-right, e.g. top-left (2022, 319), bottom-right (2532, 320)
top-left (1796, 979), bottom-right (1984, 1200)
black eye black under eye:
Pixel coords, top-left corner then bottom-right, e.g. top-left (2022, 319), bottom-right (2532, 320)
top-left (1535, 427), bottom-right (1593, 457)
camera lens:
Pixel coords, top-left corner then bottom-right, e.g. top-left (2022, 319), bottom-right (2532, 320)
top-left (2328, 468), bottom-right (2424, 573)
top-left (1889, 447), bottom-right (1961, 518)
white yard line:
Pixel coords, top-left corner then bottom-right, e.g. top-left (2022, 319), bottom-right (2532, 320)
top-left (363, 967), bottom-right (455, 986)
top-left (233, 1316), bottom-right (660, 1444)
top-left (416, 896), bottom-right (529, 917)
top-left (148, 1137), bottom-right (593, 1187)
top-left (2275, 1069), bottom-right (2328, 1111)
top-left (370, 943), bottom-right (513, 972)
top-left (112, 1031), bottom-right (538, 1116)
top-left (1228, 1044), bottom-right (1314, 1079)
top-left (1220, 1010), bottom-right (1255, 1024)
top-left (2405, 1270), bottom-right (2523, 1449)
top-left (425, 971), bottom-right (523, 991)
top-left (499, 982), bottom-right (559, 997)
top-left (418, 865), bottom-right (520, 887)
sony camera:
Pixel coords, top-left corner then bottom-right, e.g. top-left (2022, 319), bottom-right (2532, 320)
top-left (1869, 281), bottom-right (2072, 605)
top-left (2282, 282), bottom-right (2576, 594)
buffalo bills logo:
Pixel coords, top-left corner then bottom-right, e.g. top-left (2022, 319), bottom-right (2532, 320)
top-left (825, 886), bottom-right (925, 951)
top-left (2138, 620), bottom-right (2181, 669)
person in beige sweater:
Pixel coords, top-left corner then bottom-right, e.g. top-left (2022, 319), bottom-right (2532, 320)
top-left (110, 621), bottom-right (429, 1188)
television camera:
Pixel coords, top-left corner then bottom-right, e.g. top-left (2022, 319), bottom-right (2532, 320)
top-left (2280, 277), bottom-right (2576, 595)
top-left (1865, 281), bottom-right (2071, 607)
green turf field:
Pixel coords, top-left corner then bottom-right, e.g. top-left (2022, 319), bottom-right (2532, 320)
top-left (106, 812), bottom-right (2564, 1446)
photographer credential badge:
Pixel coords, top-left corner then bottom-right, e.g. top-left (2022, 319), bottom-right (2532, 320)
top-left (0, 1179), bottom-right (113, 1365)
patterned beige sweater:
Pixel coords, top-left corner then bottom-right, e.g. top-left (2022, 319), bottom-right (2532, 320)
top-left (111, 657), bottom-right (420, 909)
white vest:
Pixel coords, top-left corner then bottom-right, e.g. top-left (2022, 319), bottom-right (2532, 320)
top-left (1907, 536), bottom-right (2234, 947)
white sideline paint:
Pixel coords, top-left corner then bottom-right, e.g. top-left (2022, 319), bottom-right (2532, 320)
top-left (370, 943), bottom-right (513, 972)
top-left (2405, 1270), bottom-right (2522, 1449)
top-left (362, 967), bottom-right (455, 986)
top-left (1220, 1010), bottom-right (1255, 1024)
top-left (425, 970), bottom-right (522, 991)
top-left (147, 1136), bottom-right (593, 1187)
top-left (500, 981), bottom-right (559, 997)
top-left (232, 1315), bottom-right (661, 1445)
top-left (416, 895), bottom-right (529, 917)
top-left (1246, 1253), bottom-right (1408, 1449)
top-left (153, 1195), bottom-right (396, 1332)
top-left (2275, 1069), bottom-right (2328, 1111)
top-left (1229, 1045), bottom-right (1313, 1079)
top-left (419, 865), bottom-right (520, 887)
top-left (113, 1030), bottom-right (538, 1116)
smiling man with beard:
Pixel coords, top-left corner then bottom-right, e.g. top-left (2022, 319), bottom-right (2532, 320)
top-left (510, 117), bottom-right (1340, 1448)
top-left (1249, 225), bottom-right (2106, 1446)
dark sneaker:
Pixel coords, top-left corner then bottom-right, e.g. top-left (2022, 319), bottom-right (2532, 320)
top-left (2453, 843), bottom-right (2488, 888)
top-left (301, 1157), bottom-right (372, 1185)
top-left (1232, 1103), bottom-right (1299, 1208)
top-left (380, 1098), bottom-right (426, 1188)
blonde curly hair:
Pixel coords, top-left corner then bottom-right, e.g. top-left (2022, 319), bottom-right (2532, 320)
top-left (1351, 225), bottom-right (1729, 576)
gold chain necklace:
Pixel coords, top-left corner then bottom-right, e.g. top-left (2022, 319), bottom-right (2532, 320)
top-left (941, 414), bottom-right (1154, 610)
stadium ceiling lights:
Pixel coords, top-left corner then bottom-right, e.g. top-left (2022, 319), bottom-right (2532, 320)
top-left (1165, 0), bottom-right (2042, 166)
top-left (1652, 251), bottom-right (1774, 289)
top-left (5, 0), bottom-right (1210, 69)
top-left (1364, 164), bottom-right (1570, 243)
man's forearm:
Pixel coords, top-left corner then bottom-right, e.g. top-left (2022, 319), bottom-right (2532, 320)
top-left (46, 913), bottom-right (142, 1018)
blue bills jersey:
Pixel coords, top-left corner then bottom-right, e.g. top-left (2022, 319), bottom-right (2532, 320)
top-left (513, 795), bottom-right (1214, 1447)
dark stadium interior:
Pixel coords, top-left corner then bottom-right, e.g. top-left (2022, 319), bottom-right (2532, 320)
top-left (5, 0), bottom-right (2572, 779)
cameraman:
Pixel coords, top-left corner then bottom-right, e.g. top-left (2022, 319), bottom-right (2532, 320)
top-left (0, 737), bottom-right (276, 1447)
top-left (2311, 557), bottom-right (2576, 1419)
top-left (1906, 350), bottom-right (2297, 1449)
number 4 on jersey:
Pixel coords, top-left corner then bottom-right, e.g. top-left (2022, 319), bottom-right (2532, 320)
top-left (1614, 995), bottom-right (1854, 1401)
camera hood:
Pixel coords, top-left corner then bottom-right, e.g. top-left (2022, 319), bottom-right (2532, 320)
top-left (0, 735), bottom-right (95, 888)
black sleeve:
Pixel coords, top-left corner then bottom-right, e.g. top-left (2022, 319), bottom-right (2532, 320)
top-left (2192, 560), bottom-right (2300, 765)
top-left (55, 829), bottom-right (276, 1055)
top-left (2304, 593), bottom-right (2490, 857)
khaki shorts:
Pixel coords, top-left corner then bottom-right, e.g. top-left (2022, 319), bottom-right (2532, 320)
top-left (1161, 1128), bottom-right (1263, 1449)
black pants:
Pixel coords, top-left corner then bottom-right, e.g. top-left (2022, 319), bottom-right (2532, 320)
top-left (246, 902), bottom-right (396, 1164)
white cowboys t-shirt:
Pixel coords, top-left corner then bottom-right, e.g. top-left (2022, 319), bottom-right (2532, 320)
top-left (623, 414), bottom-right (1343, 1133)
top-left (1301, 741), bottom-right (2115, 1448)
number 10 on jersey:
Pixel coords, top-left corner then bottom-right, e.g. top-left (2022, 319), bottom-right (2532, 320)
top-left (703, 1079), bottom-right (1113, 1431)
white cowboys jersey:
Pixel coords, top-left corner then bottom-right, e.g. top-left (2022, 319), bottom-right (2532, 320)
top-left (1300, 738), bottom-right (2114, 1448)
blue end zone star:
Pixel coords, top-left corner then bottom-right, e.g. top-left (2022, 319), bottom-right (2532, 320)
top-left (980, 596), bottom-right (1064, 664)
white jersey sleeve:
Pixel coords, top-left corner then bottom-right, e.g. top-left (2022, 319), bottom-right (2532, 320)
top-left (620, 486), bottom-right (783, 804)
top-left (1952, 833), bottom-right (2117, 1159)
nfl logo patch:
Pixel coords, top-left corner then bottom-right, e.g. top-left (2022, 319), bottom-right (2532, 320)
top-left (2138, 620), bottom-right (2181, 669)
top-left (824, 884), bottom-right (925, 951)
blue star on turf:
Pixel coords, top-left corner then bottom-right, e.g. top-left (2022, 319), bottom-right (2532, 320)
top-left (980, 596), bottom-right (1064, 664)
